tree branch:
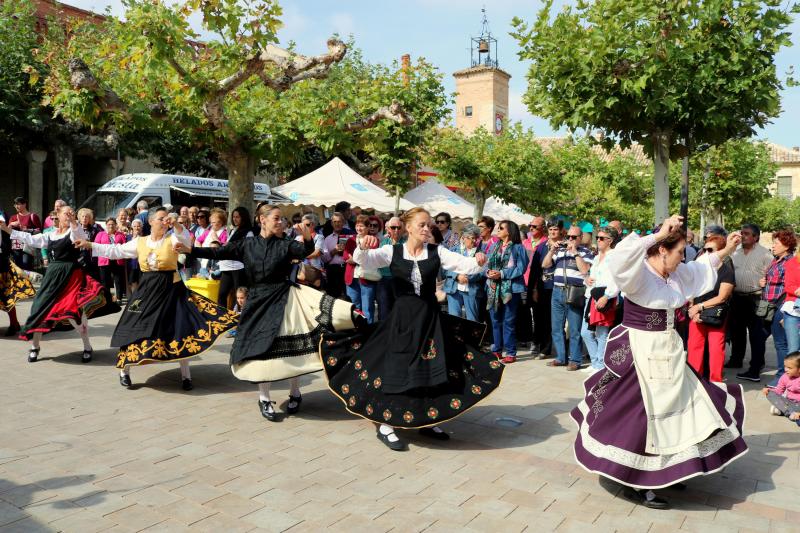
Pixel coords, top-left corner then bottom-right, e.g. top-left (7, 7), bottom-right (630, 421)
top-left (217, 38), bottom-right (347, 95)
top-left (344, 100), bottom-right (415, 132)
top-left (68, 58), bottom-right (128, 114)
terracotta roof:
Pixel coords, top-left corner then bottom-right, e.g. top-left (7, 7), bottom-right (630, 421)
top-left (532, 136), bottom-right (650, 165)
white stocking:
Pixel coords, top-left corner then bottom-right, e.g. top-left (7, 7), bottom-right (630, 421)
top-left (31, 332), bottom-right (42, 350)
top-left (378, 424), bottom-right (400, 443)
top-left (120, 366), bottom-right (130, 377)
top-left (289, 377), bottom-right (300, 397)
top-left (68, 316), bottom-right (92, 351)
top-left (258, 382), bottom-right (271, 403)
top-left (179, 360), bottom-right (191, 379)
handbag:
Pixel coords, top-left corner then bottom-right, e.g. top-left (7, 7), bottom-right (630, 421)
top-left (698, 303), bottom-right (729, 327)
top-left (562, 258), bottom-right (585, 308)
top-left (755, 293), bottom-right (784, 325)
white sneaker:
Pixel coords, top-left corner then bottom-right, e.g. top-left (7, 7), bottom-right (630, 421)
top-left (769, 406), bottom-right (782, 416)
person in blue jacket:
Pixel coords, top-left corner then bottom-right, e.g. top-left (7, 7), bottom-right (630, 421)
top-left (486, 220), bottom-right (529, 364)
top-left (443, 224), bottom-right (484, 322)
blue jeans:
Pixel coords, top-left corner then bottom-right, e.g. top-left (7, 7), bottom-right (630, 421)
top-left (770, 309), bottom-right (789, 385)
top-left (376, 277), bottom-right (395, 321)
top-left (488, 293), bottom-right (520, 356)
top-left (581, 319), bottom-right (609, 370)
top-left (551, 287), bottom-right (584, 365)
top-left (783, 312), bottom-right (800, 354)
top-left (346, 280), bottom-right (377, 324)
top-left (447, 291), bottom-right (480, 322)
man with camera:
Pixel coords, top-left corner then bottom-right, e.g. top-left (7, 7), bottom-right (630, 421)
top-left (542, 224), bottom-right (593, 370)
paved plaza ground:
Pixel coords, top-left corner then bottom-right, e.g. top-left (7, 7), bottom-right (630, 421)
top-left (0, 300), bottom-right (797, 532)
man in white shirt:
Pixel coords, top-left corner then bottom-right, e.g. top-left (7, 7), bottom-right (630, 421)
top-left (727, 223), bottom-right (773, 369)
top-left (322, 212), bottom-right (355, 298)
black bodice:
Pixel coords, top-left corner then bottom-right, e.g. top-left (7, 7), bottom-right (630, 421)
top-left (47, 233), bottom-right (81, 263)
top-left (389, 243), bottom-right (441, 302)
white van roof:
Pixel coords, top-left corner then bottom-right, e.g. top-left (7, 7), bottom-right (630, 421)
top-left (98, 173), bottom-right (289, 203)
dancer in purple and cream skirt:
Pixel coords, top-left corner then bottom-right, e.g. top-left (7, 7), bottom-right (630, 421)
top-left (570, 215), bottom-right (747, 509)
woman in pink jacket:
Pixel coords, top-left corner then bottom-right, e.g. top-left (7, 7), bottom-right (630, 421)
top-left (94, 218), bottom-right (127, 302)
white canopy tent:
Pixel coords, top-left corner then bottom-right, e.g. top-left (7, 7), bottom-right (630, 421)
top-left (483, 197), bottom-right (534, 225)
top-left (402, 178), bottom-right (475, 220)
top-left (274, 157), bottom-right (416, 213)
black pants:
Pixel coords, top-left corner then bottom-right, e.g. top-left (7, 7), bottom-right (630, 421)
top-left (326, 264), bottom-right (347, 299)
top-left (100, 263), bottom-right (126, 300)
top-left (219, 269), bottom-right (247, 309)
top-left (532, 288), bottom-right (553, 355)
top-left (516, 292), bottom-right (533, 344)
top-left (728, 292), bottom-right (767, 368)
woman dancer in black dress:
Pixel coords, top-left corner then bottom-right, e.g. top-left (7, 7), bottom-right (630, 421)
top-left (320, 207), bottom-right (505, 451)
top-left (76, 208), bottom-right (237, 390)
top-left (177, 205), bottom-right (358, 420)
top-left (1, 206), bottom-right (109, 362)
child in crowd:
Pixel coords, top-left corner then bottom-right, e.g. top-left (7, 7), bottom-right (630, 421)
top-left (227, 286), bottom-right (248, 338)
top-left (763, 351), bottom-right (800, 426)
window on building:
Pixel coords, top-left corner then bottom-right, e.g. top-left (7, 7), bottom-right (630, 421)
top-left (777, 176), bottom-right (793, 199)
top-left (464, 106), bottom-right (473, 117)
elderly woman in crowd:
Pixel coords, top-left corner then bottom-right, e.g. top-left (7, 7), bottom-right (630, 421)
top-left (443, 224), bottom-right (484, 322)
top-left (581, 225), bottom-right (620, 373)
top-left (738, 229), bottom-right (796, 385)
top-left (486, 220), bottom-right (528, 364)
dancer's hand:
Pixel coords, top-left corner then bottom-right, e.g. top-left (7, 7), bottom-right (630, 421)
top-left (475, 252), bottom-right (487, 266)
top-left (173, 242), bottom-right (192, 254)
top-left (359, 235), bottom-right (378, 249)
top-left (73, 239), bottom-right (92, 250)
top-left (656, 215), bottom-right (683, 240)
top-left (725, 231), bottom-right (742, 252)
top-left (294, 223), bottom-right (312, 242)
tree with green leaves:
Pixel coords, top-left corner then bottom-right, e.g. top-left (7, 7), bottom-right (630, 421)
top-left (668, 139), bottom-right (777, 229)
top-left (423, 123), bottom-right (557, 220)
top-left (512, 0), bottom-right (798, 224)
top-left (43, 0), bottom-right (442, 211)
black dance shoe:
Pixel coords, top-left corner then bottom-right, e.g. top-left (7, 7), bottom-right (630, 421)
top-left (81, 350), bottom-right (93, 363)
top-left (27, 348), bottom-right (39, 363)
top-left (4, 325), bottom-right (19, 337)
top-left (182, 378), bottom-right (193, 391)
top-left (376, 429), bottom-right (407, 451)
top-left (259, 400), bottom-right (279, 421)
top-left (286, 394), bottom-right (302, 415)
top-left (418, 427), bottom-right (450, 441)
top-left (119, 373), bottom-right (133, 388)
top-left (624, 488), bottom-right (669, 509)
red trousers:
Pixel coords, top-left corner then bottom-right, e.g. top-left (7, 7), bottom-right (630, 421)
top-left (687, 319), bottom-right (726, 382)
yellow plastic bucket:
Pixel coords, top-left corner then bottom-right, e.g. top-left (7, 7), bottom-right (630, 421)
top-left (185, 278), bottom-right (221, 304)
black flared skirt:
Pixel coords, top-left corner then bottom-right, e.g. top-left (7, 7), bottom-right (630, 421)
top-left (320, 294), bottom-right (504, 428)
top-left (112, 271), bottom-right (238, 368)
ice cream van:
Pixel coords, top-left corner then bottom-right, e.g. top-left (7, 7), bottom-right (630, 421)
top-left (80, 173), bottom-right (289, 222)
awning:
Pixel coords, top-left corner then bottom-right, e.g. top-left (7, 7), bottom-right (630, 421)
top-left (170, 185), bottom-right (275, 202)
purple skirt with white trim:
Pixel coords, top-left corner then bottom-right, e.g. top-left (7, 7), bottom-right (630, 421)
top-left (569, 325), bottom-right (748, 489)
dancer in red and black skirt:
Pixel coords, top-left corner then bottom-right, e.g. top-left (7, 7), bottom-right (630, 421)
top-left (0, 211), bottom-right (35, 336)
top-left (320, 207), bottom-right (504, 451)
top-left (76, 208), bottom-right (238, 391)
top-left (0, 206), bottom-right (109, 363)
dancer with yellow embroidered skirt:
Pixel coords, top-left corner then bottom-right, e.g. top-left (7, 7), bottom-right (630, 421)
top-left (0, 210), bottom-right (35, 337)
top-left (177, 205), bottom-right (357, 420)
top-left (570, 215), bottom-right (747, 509)
top-left (1, 206), bottom-right (110, 363)
top-left (75, 208), bottom-right (237, 390)
top-left (320, 207), bottom-right (504, 451)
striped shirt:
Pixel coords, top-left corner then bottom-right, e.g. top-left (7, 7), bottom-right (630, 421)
top-left (763, 254), bottom-right (791, 302)
top-left (552, 246), bottom-right (594, 286)
top-left (732, 244), bottom-right (773, 294)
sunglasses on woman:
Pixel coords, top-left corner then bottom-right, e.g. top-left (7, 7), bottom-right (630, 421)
top-left (597, 236), bottom-right (611, 241)
top-left (388, 225), bottom-right (401, 230)
top-left (703, 247), bottom-right (715, 253)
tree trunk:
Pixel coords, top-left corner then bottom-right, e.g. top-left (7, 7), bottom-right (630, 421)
top-left (653, 132), bottom-right (671, 225)
top-left (222, 148), bottom-right (257, 214)
top-left (54, 143), bottom-right (76, 207)
top-left (473, 189), bottom-right (487, 221)
top-left (680, 135), bottom-right (691, 230)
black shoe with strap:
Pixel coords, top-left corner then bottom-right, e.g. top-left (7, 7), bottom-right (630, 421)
top-left (259, 400), bottom-right (280, 421)
top-left (81, 349), bottom-right (93, 363)
top-left (624, 488), bottom-right (669, 509)
top-left (28, 348), bottom-right (40, 363)
top-left (286, 394), bottom-right (302, 415)
top-left (119, 373), bottom-right (133, 388)
top-left (182, 378), bottom-right (193, 391)
top-left (377, 428), bottom-right (407, 451)
top-left (418, 427), bottom-right (450, 441)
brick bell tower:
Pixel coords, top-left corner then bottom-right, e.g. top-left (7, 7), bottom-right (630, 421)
top-left (453, 9), bottom-right (511, 136)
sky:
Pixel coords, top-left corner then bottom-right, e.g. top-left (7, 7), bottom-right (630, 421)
top-left (66, 0), bottom-right (800, 148)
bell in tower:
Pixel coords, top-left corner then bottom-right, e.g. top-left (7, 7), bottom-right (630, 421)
top-left (454, 8), bottom-right (511, 135)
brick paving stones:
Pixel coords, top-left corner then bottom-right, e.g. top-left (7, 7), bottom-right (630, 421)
top-left (0, 300), bottom-right (796, 531)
